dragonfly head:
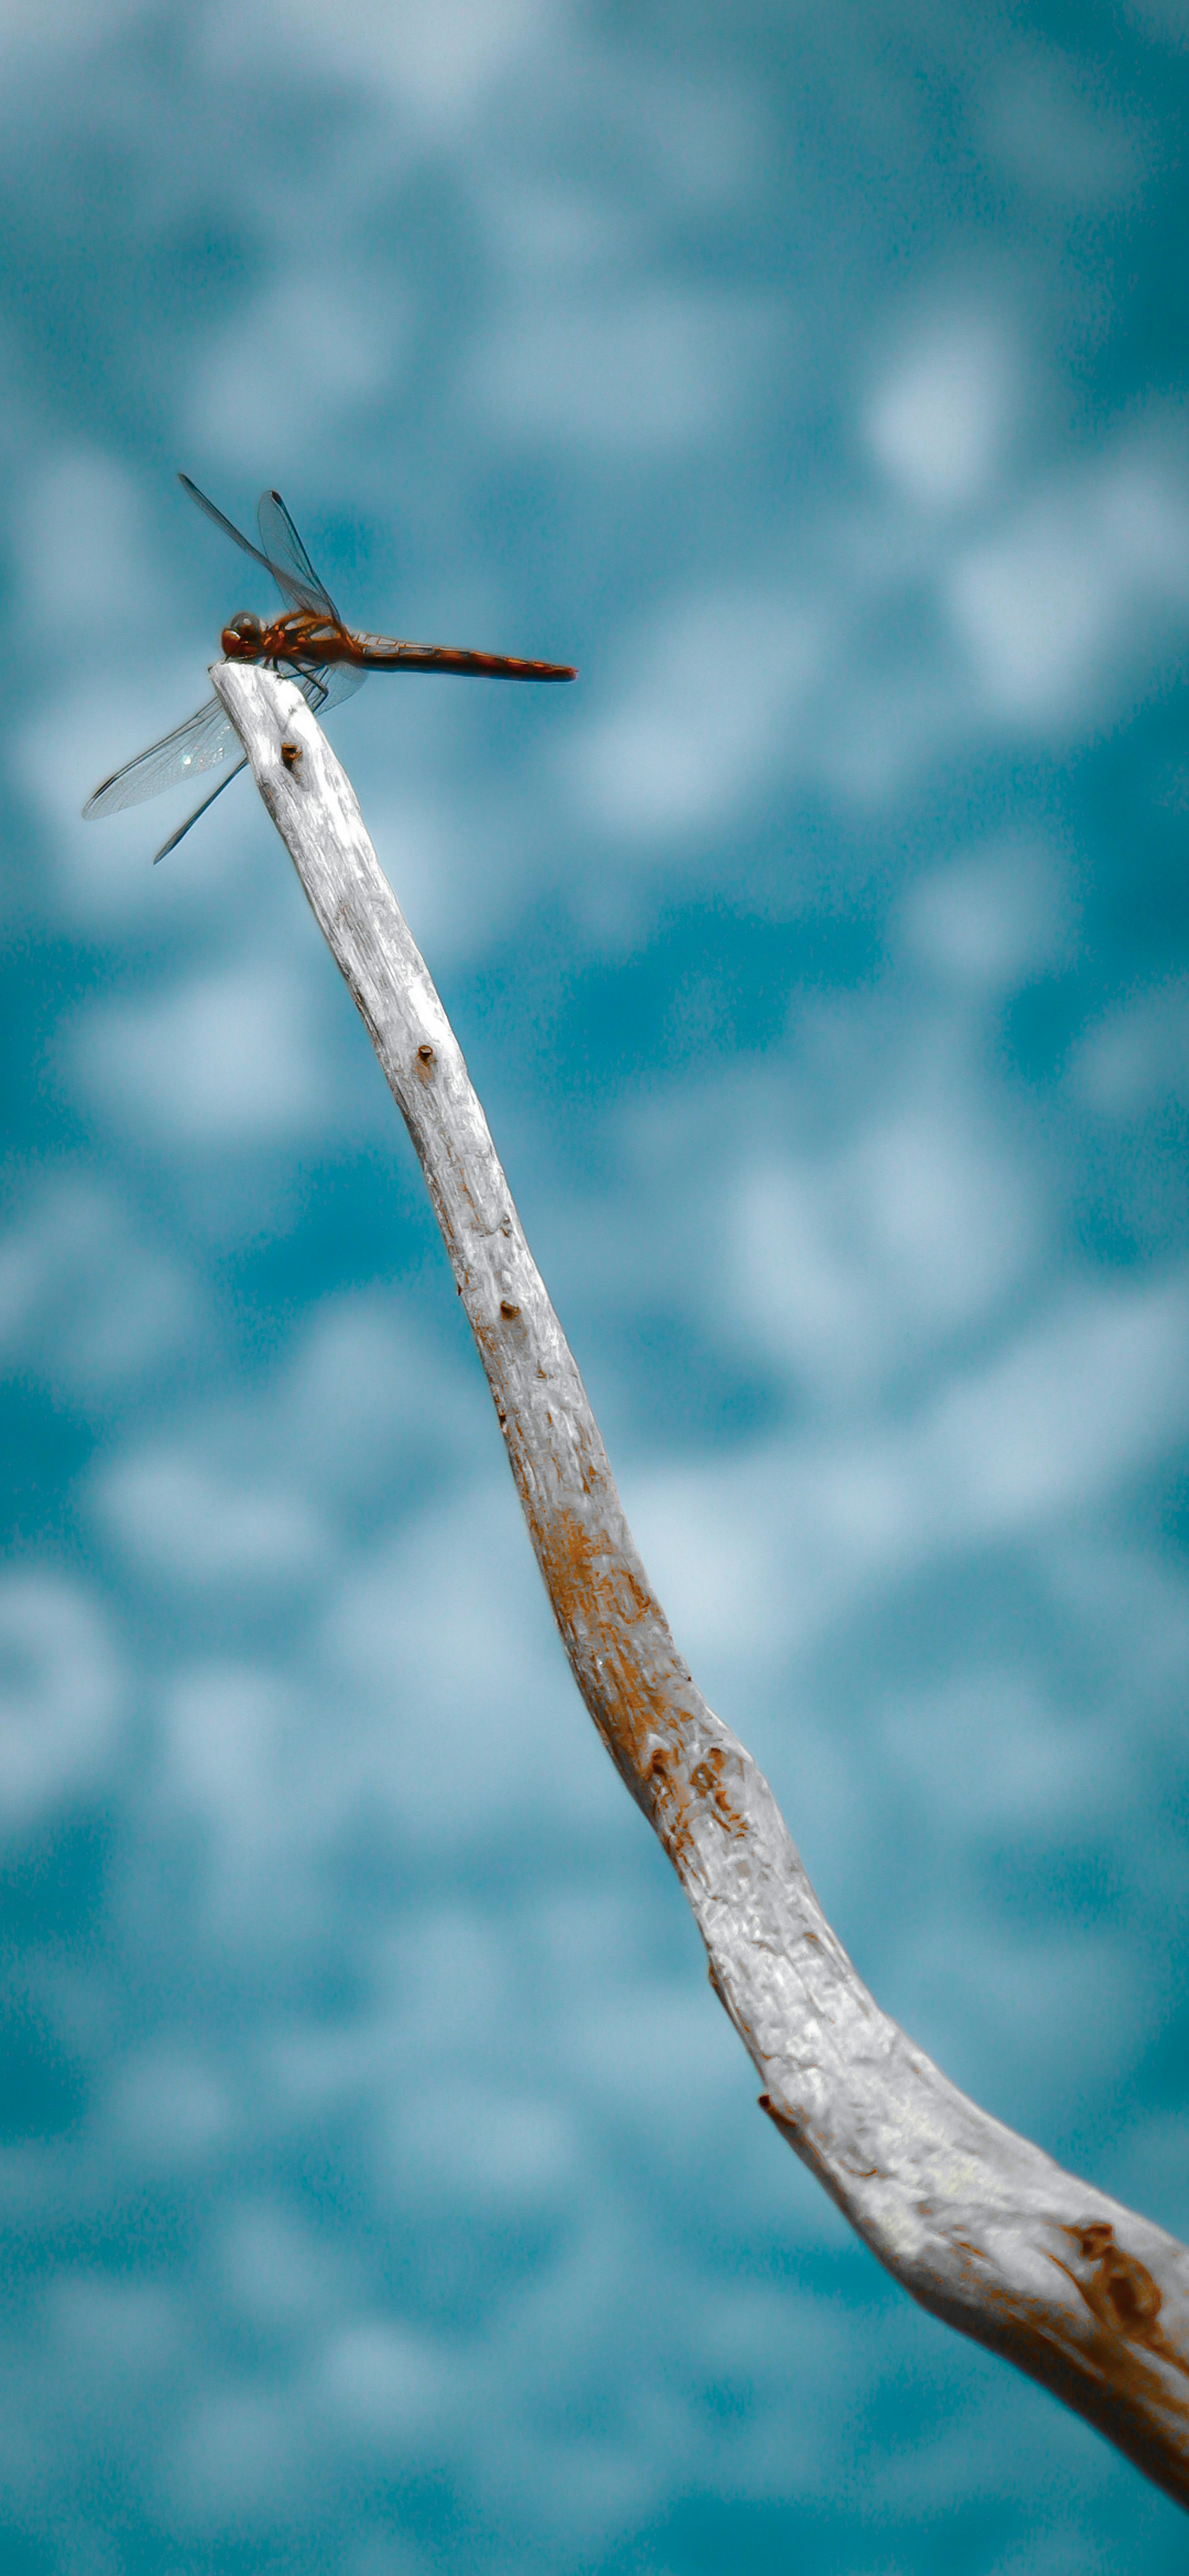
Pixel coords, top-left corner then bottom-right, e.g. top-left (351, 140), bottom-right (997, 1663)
top-left (221, 611), bottom-right (264, 660)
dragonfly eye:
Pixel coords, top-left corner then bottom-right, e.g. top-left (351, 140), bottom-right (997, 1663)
top-left (221, 612), bottom-right (263, 658)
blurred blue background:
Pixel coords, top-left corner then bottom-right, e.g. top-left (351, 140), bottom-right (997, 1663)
top-left (2, 3), bottom-right (1189, 2569)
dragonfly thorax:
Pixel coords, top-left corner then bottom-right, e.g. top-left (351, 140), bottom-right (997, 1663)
top-left (221, 611), bottom-right (264, 658)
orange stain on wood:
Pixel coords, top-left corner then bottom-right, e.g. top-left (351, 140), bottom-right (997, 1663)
top-left (468, 1344), bottom-right (754, 1873)
top-left (1049, 2223), bottom-right (1189, 2388)
top-left (688, 1746), bottom-right (748, 1840)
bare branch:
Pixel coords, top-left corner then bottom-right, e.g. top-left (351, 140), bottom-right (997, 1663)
top-left (211, 657), bottom-right (1189, 2510)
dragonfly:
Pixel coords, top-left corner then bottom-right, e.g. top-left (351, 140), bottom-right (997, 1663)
top-left (84, 475), bottom-right (577, 863)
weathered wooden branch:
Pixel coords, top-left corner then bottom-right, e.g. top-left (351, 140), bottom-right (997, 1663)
top-left (211, 656), bottom-right (1189, 2509)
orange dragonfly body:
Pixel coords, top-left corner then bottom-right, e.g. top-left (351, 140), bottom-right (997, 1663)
top-left (221, 605), bottom-right (575, 686)
top-left (85, 476), bottom-right (576, 862)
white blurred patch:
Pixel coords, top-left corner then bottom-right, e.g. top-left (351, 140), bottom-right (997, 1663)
top-left (733, 1091), bottom-right (1033, 1401)
top-left (50, 2274), bottom-right (178, 2378)
top-left (867, 320), bottom-right (1016, 511)
top-left (356, 785), bottom-right (485, 962)
top-left (349, 2538), bottom-right (430, 2576)
top-left (13, 450), bottom-right (160, 647)
top-left (572, 1982), bottom-right (742, 2144)
top-left (1073, 977), bottom-right (1189, 1115)
top-left (958, 2520), bottom-right (1113, 2576)
top-left (475, 71), bottom-right (760, 288)
top-left (479, 179), bottom-right (631, 280)
top-left (879, 1671), bottom-right (1113, 1828)
top-left (162, 1663), bottom-right (303, 1847)
top-left (472, 287), bottom-right (775, 452)
top-left (567, 590), bottom-right (821, 839)
top-left (98, 1449), bottom-right (326, 1585)
top-left (808, 658), bottom-right (966, 809)
top-left (1047, 1534), bottom-right (1189, 1707)
top-left (191, 275), bottom-right (405, 476)
top-left (983, 44), bottom-right (1146, 200)
top-left (206, 0), bottom-right (560, 132)
top-left (904, 842), bottom-right (1076, 990)
top-left (73, 960), bottom-right (335, 1143)
top-left (170, 2379), bottom-right (307, 2523)
top-left (278, 1291), bottom-right (477, 1501)
top-left (155, 1657), bottom-right (378, 1940)
top-left (1117, 2110), bottom-right (1189, 2245)
top-left (947, 450), bottom-right (1189, 725)
top-left (949, 520), bottom-right (1113, 725)
top-left (107, 2045), bottom-right (236, 2169)
top-left (615, 60), bottom-right (769, 208)
top-left (317, 2317), bottom-right (446, 2445)
top-left (387, 1903), bottom-right (512, 2053)
top-left (321, 1481), bottom-right (622, 1842)
top-left (899, 1918), bottom-right (1140, 2101)
top-left (1124, 0), bottom-right (1189, 47)
top-left (0, 0), bottom-right (143, 83)
top-left (0, 1177), bottom-right (199, 1394)
top-left (634, 1269), bottom-right (1189, 1669)
top-left (220, 2199), bottom-right (350, 2331)
top-left (387, 2082), bottom-right (574, 2210)
top-left (0, 1573), bottom-right (123, 1827)
top-left (930, 1270), bottom-right (1189, 1530)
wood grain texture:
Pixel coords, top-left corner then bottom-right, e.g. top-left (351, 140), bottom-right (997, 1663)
top-left (211, 656), bottom-right (1189, 2508)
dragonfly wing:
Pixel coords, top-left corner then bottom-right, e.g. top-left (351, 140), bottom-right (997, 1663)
top-left (179, 473), bottom-right (321, 617)
top-left (257, 490), bottom-right (340, 621)
top-left (179, 473), bottom-right (297, 596)
top-left (149, 668), bottom-right (359, 860)
top-left (295, 663), bottom-right (367, 716)
top-left (152, 756), bottom-right (248, 863)
top-left (83, 697), bottom-right (241, 815)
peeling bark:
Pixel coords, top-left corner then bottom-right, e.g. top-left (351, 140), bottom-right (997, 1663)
top-left (212, 658), bottom-right (1189, 2510)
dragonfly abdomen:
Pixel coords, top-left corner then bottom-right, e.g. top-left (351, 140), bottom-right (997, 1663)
top-left (351, 635), bottom-right (577, 681)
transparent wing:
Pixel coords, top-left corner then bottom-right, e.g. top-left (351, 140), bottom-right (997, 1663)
top-left (178, 473), bottom-right (324, 616)
top-left (295, 663), bottom-right (368, 715)
top-left (153, 758), bottom-right (249, 863)
top-left (83, 697), bottom-right (240, 816)
top-left (258, 490), bottom-right (340, 622)
top-left (148, 669), bottom-right (359, 861)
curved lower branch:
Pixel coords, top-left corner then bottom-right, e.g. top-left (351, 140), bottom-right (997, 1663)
top-left (211, 658), bottom-right (1189, 2510)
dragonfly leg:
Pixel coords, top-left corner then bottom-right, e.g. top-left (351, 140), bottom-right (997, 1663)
top-left (275, 657), bottom-right (328, 713)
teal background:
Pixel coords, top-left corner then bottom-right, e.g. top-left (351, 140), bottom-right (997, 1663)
top-left (2, 3), bottom-right (1189, 2569)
